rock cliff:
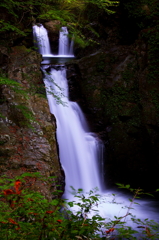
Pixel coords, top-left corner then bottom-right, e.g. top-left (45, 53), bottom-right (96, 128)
top-left (0, 45), bottom-right (64, 198)
top-left (65, 13), bottom-right (159, 191)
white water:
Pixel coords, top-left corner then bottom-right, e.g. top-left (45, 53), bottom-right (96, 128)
top-left (43, 66), bottom-right (159, 235)
top-left (33, 24), bottom-right (74, 58)
top-left (33, 24), bottom-right (159, 237)
top-left (33, 24), bottom-right (54, 57)
top-left (43, 66), bottom-right (102, 194)
top-left (33, 24), bottom-right (101, 193)
top-left (58, 26), bottom-right (74, 57)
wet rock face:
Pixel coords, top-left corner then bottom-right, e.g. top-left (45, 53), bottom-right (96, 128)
top-left (44, 21), bottom-right (60, 54)
top-left (67, 41), bottom-right (159, 191)
top-left (44, 21), bottom-right (60, 34)
top-left (0, 46), bottom-right (64, 198)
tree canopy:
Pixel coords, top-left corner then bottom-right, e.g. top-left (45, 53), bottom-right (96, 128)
top-left (0, 0), bottom-right (119, 47)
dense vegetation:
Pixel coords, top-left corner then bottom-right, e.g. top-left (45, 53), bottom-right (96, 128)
top-left (0, 173), bottom-right (159, 240)
top-left (0, 0), bottom-right (119, 47)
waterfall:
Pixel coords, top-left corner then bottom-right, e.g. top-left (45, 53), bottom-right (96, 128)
top-left (33, 24), bottom-right (159, 234)
top-left (58, 27), bottom-right (69, 55)
top-left (58, 26), bottom-right (74, 57)
top-left (33, 24), bottom-right (103, 194)
top-left (33, 24), bottom-right (53, 57)
top-left (43, 67), bottom-right (103, 194)
top-left (69, 36), bottom-right (74, 56)
top-left (33, 25), bottom-right (74, 58)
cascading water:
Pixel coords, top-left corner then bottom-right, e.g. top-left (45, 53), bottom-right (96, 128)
top-left (33, 24), bottom-right (103, 195)
top-left (43, 67), bottom-right (103, 195)
top-left (33, 24), bottom-right (159, 236)
top-left (33, 24), bottom-right (74, 58)
top-left (58, 26), bottom-right (74, 57)
top-left (33, 24), bottom-right (53, 57)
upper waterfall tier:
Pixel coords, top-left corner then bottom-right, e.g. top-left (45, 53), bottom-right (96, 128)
top-left (58, 27), bottom-right (74, 57)
top-left (33, 24), bottom-right (53, 57)
top-left (33, 24), bottom-right (74, 59)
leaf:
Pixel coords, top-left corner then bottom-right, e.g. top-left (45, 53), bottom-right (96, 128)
top-left (15, 180), bottom-right (21, 194)
top-left (70, 186), bottom-right (75, 191)
top-left (116, 183), bottom-right (123, 187)
top-left (3, 189), bottom-right (14, 195)
top-left (67, 201), bottom-right (74, 207)
top-left (145, 193), bottom-right (154, 197)
top-left (51, 199), bottom-right (59, 206)
top-left (78, 188), bottom-right (83, 192)
top-left (0, 77), bottom-right (20, 86)
top-left (145, 227), bottom-right (154, 238)
top-left (137, 226), bottom-right (145, 228)
top-left (106, 227), bottom-right (115, 234)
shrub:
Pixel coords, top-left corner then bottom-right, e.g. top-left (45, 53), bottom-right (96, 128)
top-left (0, 172), bottom-right (159, 239)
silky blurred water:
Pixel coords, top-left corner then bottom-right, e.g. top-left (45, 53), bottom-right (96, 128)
top-left (33, 24), bottom-right (159, 238)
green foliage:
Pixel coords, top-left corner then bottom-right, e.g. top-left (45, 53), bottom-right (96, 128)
top-left (44, 71), bottom-right (67, 106)
top-left (0, 75), bottom-right (37, 128)
top-left (0, 0), bottom-right (40, 36)
top-left (0, 76), bottom-right (29, 98)
top-left (0, 173), bottom-right (102, 240)
top-left (0, 71), bottom-right (66, 128)
top-left (0, 0), bottom-right (119, 47)
top-left (0, 20), bottom-right (26, 36)
top-left (0, 173), bottom-right (159, 239)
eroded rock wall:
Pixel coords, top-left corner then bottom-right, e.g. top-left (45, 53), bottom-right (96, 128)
top-left (0, 46), bottom-right (64, 198)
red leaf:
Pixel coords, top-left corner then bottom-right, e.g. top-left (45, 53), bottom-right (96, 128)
top-left (57, 219), bottom-right (62, 223)
top-left (3, 189), bottom-right (14, 195)
top-left (137, 226), bottom-right (145, 228)
top-left (8, 218), bottom-right (18, 225)
top-left (46, 211), bottom-right (54, 214)
top-left (106, 228), bottom-right (115, 234)
top-left (15, 180), bottom-right (21, 194)
top-left (15, 226), bottom-right (20, 230)
top-left (145, 227), bottom-right (154, 238)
